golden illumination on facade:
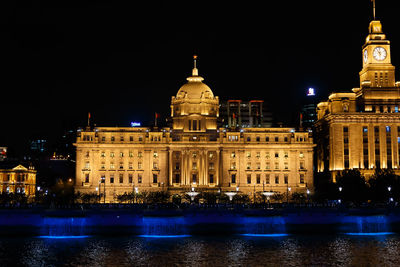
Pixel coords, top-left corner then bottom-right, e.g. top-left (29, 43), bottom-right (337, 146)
top-left (0, 164), bottom-right (36, 197)
top-left (315, 18), bottom-right (400, 179)
top-left (74, 57), bottom-right (315, 202)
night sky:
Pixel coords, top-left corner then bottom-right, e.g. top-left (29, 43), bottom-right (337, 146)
top-left (2, 0), bottom-right (400, 155)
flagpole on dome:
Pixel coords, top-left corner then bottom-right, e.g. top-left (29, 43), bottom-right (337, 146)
top-left (192, 55), bottom-right (198, 76)
top-left (87, 112), bottom-right (91, 129)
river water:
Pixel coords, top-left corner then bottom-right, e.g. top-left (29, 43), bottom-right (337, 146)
top-left (1, 234), bottom-right (400, 266)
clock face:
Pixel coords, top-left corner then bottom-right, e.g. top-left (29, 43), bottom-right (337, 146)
top-left (363, 50), bottom-right (368, 63)
top-left (373, 47), bottom-right (387, 61)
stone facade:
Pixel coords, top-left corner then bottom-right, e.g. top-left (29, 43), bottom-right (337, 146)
top-left (74, 58), bottom-right (315, 202)
top-left (315, 20), bottom-right (400, 180)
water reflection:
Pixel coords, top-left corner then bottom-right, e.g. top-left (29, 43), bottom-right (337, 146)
top-left (0, 235), bottom-right (399, 266)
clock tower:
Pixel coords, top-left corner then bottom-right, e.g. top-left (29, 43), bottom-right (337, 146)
top-left (359, 20), bottom-right (396, 88)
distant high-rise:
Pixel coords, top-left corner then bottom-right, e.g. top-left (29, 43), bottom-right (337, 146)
top-left (300, 88), bottom-right (317, 130)
top-left (220, 100), bottom-right (274, 128)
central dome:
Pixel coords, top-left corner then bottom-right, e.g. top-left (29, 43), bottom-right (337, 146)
top-left (176, 57), bottom-right (214, 100)
top-left (176, 77), bottom-right (214, 99)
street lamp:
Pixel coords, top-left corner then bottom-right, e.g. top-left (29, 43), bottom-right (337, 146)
top-left (338, 186), bottom-right (342, 205)
top-left (287, 186), bottom-right (291, 204)
top-left (388, 186), bottom-right (392, 204)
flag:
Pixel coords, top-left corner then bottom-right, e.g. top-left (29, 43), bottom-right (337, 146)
top-left (232, 112), bottom-right (236, 119)
top-left (155, 113), bottom-right (159, 119)
top-left (88, 112), bottom-right (91, 119)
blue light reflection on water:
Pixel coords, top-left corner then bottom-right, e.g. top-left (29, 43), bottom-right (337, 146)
top-left (345, 232), bottom-right (395, 236)
top-left (37, 235), bottom-right (90, 239)
top-left (138, 234), bottom-right (191, 238)
top-left (240, 233), bottom-right (289, 237)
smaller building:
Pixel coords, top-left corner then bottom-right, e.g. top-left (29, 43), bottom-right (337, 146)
top-left (0, 162), bottom-right (36, 197)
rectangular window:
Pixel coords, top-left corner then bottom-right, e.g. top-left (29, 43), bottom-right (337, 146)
top-left (138, 174), bottom-right (142, 184)
top-left (363, 126), bottom-right (369, 168)
top-left (284, 174), bottom-right (288, 184)
top-left (128, 162), bottom-right (133, 169)
top-left (129, 174), bottom-right (133, 183)
top-left (175, 174), bottom-right (180, 183)
top-left (119, 162), bottom-right (124, 169)
top-left (247, 174), bottom-right (251, 184)
top-left (247, 162), bottom-right (251, 170)
top-left (209, 162), bottom-right (214, 170)
top-left (138, 162), bottom-right (142, 169)
top-left (130, 136), bottom-right (133, 142)
top-left (265, 162), bottom-right (270, 170)
top-left (119, 174), bottom-right (124, 184)
top-left (275, 175), bottom-right (279, 184)
top-left (265, 174), bottom-right (270, 184)
top-left (110, 175), bottom-right (114, 184)
top-left (138, 152), bottom-right (143, 158)
top-left (153, 162), bottom-right (158, 169)
top-left (153, 174), bottom-right (158, 184)
top-left (85, 174), bottom-right (89, 183)
top-left (284, 162), bottom-right (288, 170)
top-left (231, 174), bottom-right (236, 184)
top-left (387, 126), bottom-right (392, 168)
top-left (300, 174), bottom-right (305, 184)
top-left (375, 126), bottom-right (380, 168)
top-left (192, 174), bottom-right (197, 184)
top-left (274, 162), bottom-right (279, 170)
top-left (192, 162), bottom-right (197, 170)
top-left (209, 174), bottom-right (214, 184)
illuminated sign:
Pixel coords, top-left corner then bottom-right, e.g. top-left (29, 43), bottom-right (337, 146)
top-left (131, 122), bottom-right (141, 127)
top-left (307, 88), bottom-right (315, 96)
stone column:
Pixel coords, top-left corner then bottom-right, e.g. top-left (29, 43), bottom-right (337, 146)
top-left (216, 149), bottom-right (220, 186)
top-left (168, 149), bottom-right (172, 186)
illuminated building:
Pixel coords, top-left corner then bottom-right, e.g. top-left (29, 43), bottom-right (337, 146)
top-left (300, 88), bottom-right (317, 131)
top-left (315, 16), bottom-right (400, 179)
top-left (220, 100), bottom-right (274, 128)
top-left (74, 57), bottom-right (315, 202)
top-left (0, 162), bottom-right (36, 197)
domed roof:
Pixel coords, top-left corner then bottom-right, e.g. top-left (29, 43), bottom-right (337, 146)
top-left (176, 57), bottom-right (214, 100)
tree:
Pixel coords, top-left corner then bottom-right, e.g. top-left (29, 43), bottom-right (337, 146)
top-left (314, 170), bottom-right (337, 201)
top-left (368, 169), bottom-right (400, 202)
top-left (336, 169), bottom-right (368, 203)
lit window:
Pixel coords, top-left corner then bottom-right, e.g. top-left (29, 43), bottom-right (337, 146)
top-left (153, 151), bottom-right (158, 158)
top-left (246, 152), bottom-right (251, 158)
top-left (265, 162), bottom-right (270, 170)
